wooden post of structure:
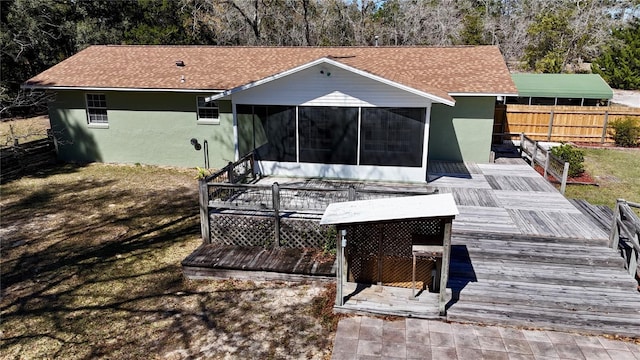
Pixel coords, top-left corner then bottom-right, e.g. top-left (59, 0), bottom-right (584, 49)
top-left (547, 110), bottom-right (554, 141)
top-left (439, 220), bottom-right (453, 316)
top-left (377, 224), bottom-right (384, 286)
top-left (226, 161), bottom-right (234, 183)
top-left (336, 229), bottom-right (347, 306)
top-left (531, 141), bottom-right (538, 168)
top-left (601, 111), bottom-right (610, 144)
top-left (609, 199), bottom-right (624, 249)
top-left (198, 179), bottom-right (211, 244)
top-left (272, 182), bottom-right (280, 247)
top-left (335, 229), bottom-right (344, 306)
top-left (560, 162), bottom-right (569, 195)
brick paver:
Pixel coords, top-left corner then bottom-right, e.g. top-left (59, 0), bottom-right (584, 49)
top-left (331, 317), bottom-right (640, 360)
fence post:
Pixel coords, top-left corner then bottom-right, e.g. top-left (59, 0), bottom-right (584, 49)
top-left (348, 186), bottom-right (356, 201)
top-left (272, 182), bottom-right (280, 247)
top-left (226, 161), bottom-right (234, 184)
top-left (547, 110), bottom-right (554, 141)
top-left (601, 110), bottom-right (609, 144)
top-left (559, 162), bottom-right (569, 195)
top-left (609, 199), bottom-right (624, 249)
top-left (531, 141), bottom-right (538, 168)
top-left (198, 179), bottom-right (212, 244)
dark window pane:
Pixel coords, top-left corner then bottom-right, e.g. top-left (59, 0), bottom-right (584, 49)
top-left (360, 108), bottom-right (425, 167)
top-left (299, 107), bottom-right (358, 165)
top-left (86, 94), bottom-right (108, 124)
top-left (197, 97), bottom-right (219, 120)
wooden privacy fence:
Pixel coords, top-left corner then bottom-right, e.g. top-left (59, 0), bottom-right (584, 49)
top-left (609, 199), bottom-right (640, 279)
top-left (519, 133), bottom-right (570, 194)
top-left (494, 104), bottom-right (640, 144)
top-left (0, 133), bottom-right (57, 183)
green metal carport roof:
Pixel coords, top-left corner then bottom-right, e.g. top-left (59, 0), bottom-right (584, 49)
top-left (511, 73), bottom-right (613, 99)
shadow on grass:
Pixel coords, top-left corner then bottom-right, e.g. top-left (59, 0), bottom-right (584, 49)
top-left (0, 165), bottom-right (334, 359)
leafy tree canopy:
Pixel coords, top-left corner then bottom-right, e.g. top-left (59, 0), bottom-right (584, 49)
top-left (592, 18), bottom-right (640, 89)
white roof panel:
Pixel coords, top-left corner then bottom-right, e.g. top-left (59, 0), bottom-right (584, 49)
top-left (319, 194), bottom-right (458, 226)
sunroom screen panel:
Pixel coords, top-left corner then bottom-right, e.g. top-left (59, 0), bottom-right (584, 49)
top-left (360, 108), bottom-right (425, 167)
top-left (298, 107), bottom-right (358, 165)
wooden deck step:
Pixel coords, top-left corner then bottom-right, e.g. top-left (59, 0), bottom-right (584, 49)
top-left (447, 302), bottom-right (640, 338)
top-left (451, 280), bottom-right (640, 312)
top-left (569, 199), bottom-right (614, 234)
top-left (451, 241), bottom-right (626, 268)
top-left (449, 260), bottom-right (638, 289)
top-left (453, 230), bottom-right (608, 246)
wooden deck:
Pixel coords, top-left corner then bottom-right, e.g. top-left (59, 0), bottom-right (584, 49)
top-left (429, 161), bottom-right (640, 337)
top-left (183, 158), bottom-right (640, 337)
top-left (182, 245), bottom-right (336, 281)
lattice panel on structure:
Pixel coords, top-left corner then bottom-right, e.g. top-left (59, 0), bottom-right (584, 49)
top-left (346, 224), bottom-right (380, 283)
top-left (279, 218), bottom-right (335, 248)
top-left (210, 212), bottom-right (275, 247)
top-left (345, 219), bottom-right (444, 289)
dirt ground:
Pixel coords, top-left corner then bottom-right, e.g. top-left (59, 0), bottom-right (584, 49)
top-left (0, 115), bottom-right (51, 147)
top-left (0, 163), bottom-right (337, 359)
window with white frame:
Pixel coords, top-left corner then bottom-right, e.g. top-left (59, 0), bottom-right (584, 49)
top-left (85, 93), bottom-right (108, 125)
top-left (197, 96), bottom-right (219, 123)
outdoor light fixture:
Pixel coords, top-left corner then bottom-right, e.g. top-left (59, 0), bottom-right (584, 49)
top-left (190, 138), bottom-right (201, 151)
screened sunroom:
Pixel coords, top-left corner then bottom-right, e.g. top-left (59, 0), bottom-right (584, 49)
top-left (209, 58), bottom-right (454, 183)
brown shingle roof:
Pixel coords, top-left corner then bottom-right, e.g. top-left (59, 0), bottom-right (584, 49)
top-left (24, 45), bottom-right (517, 99)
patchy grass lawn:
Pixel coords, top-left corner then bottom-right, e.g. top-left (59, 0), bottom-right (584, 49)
top-left (0, 116), bottom-right (51, 147)
top-left (0, 164), bottom-right (336, 359)
top-left (564, 148), bottom-right (640, 209)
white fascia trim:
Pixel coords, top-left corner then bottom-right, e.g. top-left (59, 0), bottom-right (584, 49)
top-left (449, 92), bottom-right (519, 97)
top-left (20, 85), bottom-right (225, 93)
top-left (206, 57), bottom-right (456, 106)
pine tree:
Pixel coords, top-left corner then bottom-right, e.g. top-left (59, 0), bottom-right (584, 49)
top-left (592, 18), bottom-right (640, 90)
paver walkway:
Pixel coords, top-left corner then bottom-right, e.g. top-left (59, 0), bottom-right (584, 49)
top-left (331, 316), bottom-right (640, 360)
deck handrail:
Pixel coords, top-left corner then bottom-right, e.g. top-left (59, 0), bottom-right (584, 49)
top-left (204, 152), bottom-right (256, 184)
top-left (519, 133), bottom-right (570, 194)
top-left (199, 180), bottom-right (438, 245)
top-left (609, 199), bottom-right (640, 278)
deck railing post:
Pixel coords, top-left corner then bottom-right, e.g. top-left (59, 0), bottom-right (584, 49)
top-left (543, 154), bottom-right (550, 179)
top-left (609, 199), bottom-right (624, 249)
top-left (348, 186), bottom-right (356, 201)
top-left (249, 152), bottom-right (256, 181)
top-left (531, 141), bottom-right (538, 168)
top-left (272, 182), bottom-right (280, 247)
top-left (198, 179), bottom-right (212, 244)
top-left (519, 133), bottom-right (524, 157)
top-left (560, 162), bottom-right (569, 195)
top-left (226, 161), bottom-right (234, 184)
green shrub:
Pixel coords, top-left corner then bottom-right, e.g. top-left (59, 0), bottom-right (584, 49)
top-left (608, 117), bottom-right (640, 147)
top-left (551, 144), bottom-right (585, 178)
